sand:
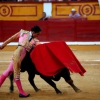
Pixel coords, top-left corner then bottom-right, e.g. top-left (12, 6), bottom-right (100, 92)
top-left (0, 50), bottom-right (100, 100)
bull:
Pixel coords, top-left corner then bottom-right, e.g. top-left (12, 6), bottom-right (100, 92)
top-left (9, 52), bottom-right (81, 94)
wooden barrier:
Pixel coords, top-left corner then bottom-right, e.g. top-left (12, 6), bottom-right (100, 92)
top-left (0, 20), bottom-right (100, 42)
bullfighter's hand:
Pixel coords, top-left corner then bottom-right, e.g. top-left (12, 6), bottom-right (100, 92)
top-left (0, 45), bottom-right (4, 50)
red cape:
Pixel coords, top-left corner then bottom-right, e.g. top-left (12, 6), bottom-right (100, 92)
top-left (30, 41), bottom-right (86, 76)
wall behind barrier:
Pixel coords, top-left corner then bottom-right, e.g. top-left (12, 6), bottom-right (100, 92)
top-left (52, 2), bottom-right (100, 20)
top-left (0, 3), bottom-right (43, 20)
top-left (0, 20), bottom-right (100, 42)
top-left (0, 2), bottom-right (100, 20)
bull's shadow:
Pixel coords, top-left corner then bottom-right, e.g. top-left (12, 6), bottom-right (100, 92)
top-left (9, 52), bottom-right (82, 94)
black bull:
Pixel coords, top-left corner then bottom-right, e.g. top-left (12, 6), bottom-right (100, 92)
top-left (9, 52), bottom-right (82, 94)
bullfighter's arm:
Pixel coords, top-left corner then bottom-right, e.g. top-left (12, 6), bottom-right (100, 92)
top-left (0, 32), bottom-right (20, 49)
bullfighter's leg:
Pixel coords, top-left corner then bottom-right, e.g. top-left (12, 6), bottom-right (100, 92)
top-left (0, 61), bottom-right (13, 87)
top-left (40, 75), bottom-right (62, 94)
top-left (13, 52), bottom-right (30, 98)
top-left (61, 68), bottom-right (82, 93)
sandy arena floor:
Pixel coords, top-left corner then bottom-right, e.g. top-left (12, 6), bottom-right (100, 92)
top-left (0, 50), bottom-right (100, 100)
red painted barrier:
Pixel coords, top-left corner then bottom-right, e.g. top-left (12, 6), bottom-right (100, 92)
top-left (0, 20), bottom-right (100, 42)
top-left (76, 20), bottom-right (100, 41)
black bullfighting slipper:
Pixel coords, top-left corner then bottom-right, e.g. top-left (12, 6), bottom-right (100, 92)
top-left (19, 94), bottom-right (30, 98)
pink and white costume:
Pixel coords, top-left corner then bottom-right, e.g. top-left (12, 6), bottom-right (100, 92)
top-left (0, 29), bottom-right (39, 96)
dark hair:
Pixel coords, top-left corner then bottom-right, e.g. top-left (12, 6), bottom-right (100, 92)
top-left (31, 25), bottom-right (41, 33)
top-left (43, 12), bottom-right (46, 15)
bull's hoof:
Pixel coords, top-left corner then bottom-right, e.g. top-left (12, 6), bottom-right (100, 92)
top-left (75, 89), bottom-right (82, 93)
top-left (56, 90), bottom-right (62, 94)
top-left (10, 90), bottom-right (13, 93)
top-left (9, 86), bottom-right (14, 93)
top-left (57, 92), bottom-right (63, 94)
top-left (35, 89), bottom-right (41, 92)
top-left (74, 88), bottom-right (82, 93)
top-left (19, 94), bottom-right (30, 98)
